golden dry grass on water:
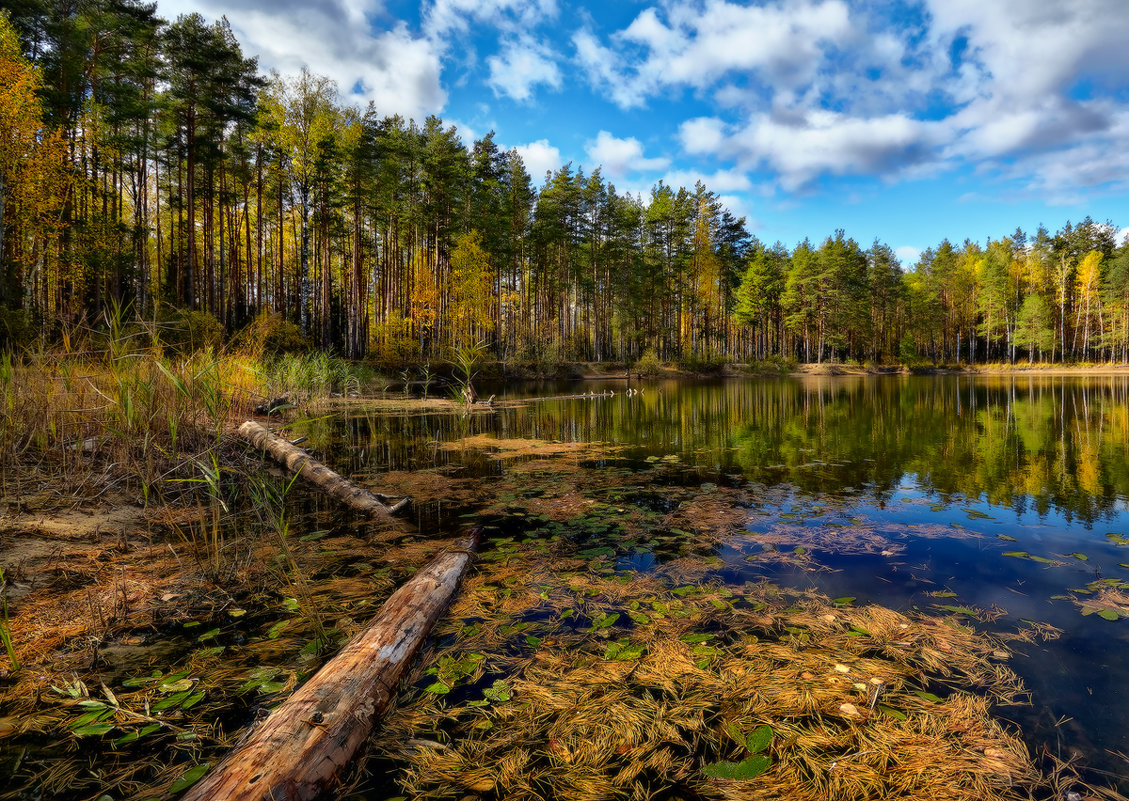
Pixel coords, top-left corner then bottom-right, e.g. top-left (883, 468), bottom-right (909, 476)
top-left (370, 541), bottom-right (1111, 801)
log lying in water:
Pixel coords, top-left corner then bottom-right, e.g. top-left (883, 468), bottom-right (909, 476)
top-left (181, 530), bottom-right (481, 801)
top-left (237, 420), bottom-right (408, 517)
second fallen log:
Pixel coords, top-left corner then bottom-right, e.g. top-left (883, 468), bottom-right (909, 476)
top-left (237, 420), bottom-right (408, 517)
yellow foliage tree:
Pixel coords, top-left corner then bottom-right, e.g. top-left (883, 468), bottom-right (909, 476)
top-left (688, 196), bottom-right (721, 354)
top-left (1074, 250), bottom-right (1103, 357)
top-left (447, 230), bottom-right (494, 347)
top-left (0, 15), bottom-right (67, 310)
top-left (410, 246), bottom-right (441, 348)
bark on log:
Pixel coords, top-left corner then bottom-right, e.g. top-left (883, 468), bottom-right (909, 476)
top-left (181, 531), bottom-right (480, 801)
top-left (237, 420), bottom-right (407, 518)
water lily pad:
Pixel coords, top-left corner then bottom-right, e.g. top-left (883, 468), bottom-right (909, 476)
top-left (745, 725), bottom-right (773, 754)
top-left (702, 754), bottom-right (771, 780)
top-left (594, 612), bottom-right (620, 629)
top-left (170, 763), bottom-right (210, 793)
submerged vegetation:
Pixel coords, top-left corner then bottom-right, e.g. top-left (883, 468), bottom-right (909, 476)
top-left (381, 566), bottom-right (1043, 801)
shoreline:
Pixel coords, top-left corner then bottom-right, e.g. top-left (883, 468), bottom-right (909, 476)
top-left (564, 362), bottom-right (1129, 380)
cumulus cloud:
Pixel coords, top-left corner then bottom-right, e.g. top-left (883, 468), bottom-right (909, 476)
top-left (730, 110), bottom-right (938, 191)
top-left (158, 0), bottom-right (446, 121)
top-left (575, 0), bottom-right (852, 110)
top-left (486, 37), bottom-right (562, 102)
top-left (424, 0), bottom-right (558, 38)
top-left (661, 168), bottom-right (751, 193)
top-left (580, 0), bottom-right (1129, 197)
top-left (678, 117), bottom-right (727, 155)
top-left (515, 139), bottom-right (563, 184)
top-left (572, 29), bottom-right (650, 109)
top-left (584, 131), bottom-right (670, 178)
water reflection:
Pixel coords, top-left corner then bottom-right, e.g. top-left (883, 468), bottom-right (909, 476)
top-left (307, 375), bottom-right (1129, 525)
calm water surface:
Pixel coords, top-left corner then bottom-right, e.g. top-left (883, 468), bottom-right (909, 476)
top-left (310, 374), bottom-right (1129, 786)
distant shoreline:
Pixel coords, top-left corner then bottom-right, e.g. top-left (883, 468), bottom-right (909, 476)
top-left (791, 363), bottom-right (1129, 377)
top-left (566, 362), bottom-right (1129, 380)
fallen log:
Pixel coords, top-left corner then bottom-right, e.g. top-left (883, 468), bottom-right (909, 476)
top-left (181, 530), bottom-right (481, 801)
top-left (237, 420), bottom-right (408, 517)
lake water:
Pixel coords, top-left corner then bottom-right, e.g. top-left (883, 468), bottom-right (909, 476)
top-left (309, 374), bottom-right (1129, 790)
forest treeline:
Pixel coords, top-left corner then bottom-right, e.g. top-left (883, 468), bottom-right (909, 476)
top-left (2, 1), bottom-right (1128, 365)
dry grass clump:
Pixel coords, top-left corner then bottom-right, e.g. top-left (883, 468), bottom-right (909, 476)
top-left (1075, 587), bottom-right (1129, 621)
top-left (374, 561), bottom-right (1049, 801)
top-left (440, 433), bottom-right (607, 460)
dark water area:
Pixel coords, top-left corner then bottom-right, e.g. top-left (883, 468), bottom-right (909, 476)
top-left (298, 374), bottom-right (1129, 788)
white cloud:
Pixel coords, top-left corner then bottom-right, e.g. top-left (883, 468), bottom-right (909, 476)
top-left (576, 0), bottom-right (1129, 199)
top-left (514, 139), bottom-right (562, 184)
top-left (424, 0), bottom-right (558, 38)
top-left (731, 110), bottom-right (936, 191)
top-left (159, 0), bottom-right (446, 122)
top-left (678, 117), bottom-right (726, 155)
top-left (661, 168), bottom-right (751, 193)
top-left (584, 131), bottom-right (670, 178)
top-left (572, 29), bottom-right (650, 109)
top-left (716, 193), bottom-right (753, 223)
top-left (895, 246), bottom-right (921, 267)
top-left (923, 0), bottom-right (1129, 101)
top-left (575, 0), bottom-right (853, 111)
top-left (486, 38), bottom-right (561, 102)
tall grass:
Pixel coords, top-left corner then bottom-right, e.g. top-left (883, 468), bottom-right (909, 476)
top-left (0, 309), bottom-right (376, 581)
top-left (0, 565), bottom-right (17, 670)
top-left (0, 300), bottom-right (275, 508)
top-left (0, 345), bottom-right (257, 504)
top-left (257, 351), bottom-right (361, 404)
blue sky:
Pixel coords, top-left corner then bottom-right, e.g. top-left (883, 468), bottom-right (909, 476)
top-left (159, 0), bottom-right (1129, 265)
